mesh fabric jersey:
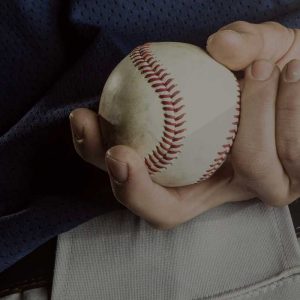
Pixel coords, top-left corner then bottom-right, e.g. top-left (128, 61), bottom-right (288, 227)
top-left (1, 0), bottom-right (300, 272)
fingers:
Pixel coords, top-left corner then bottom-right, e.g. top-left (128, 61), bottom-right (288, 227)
top-left (231, 59), bottom-right (290, 205)
top-left (104, 145), bottom-right (250, 229)
top-left (69, 108), bottom-right (107, 171)
top-left (104, 145), bottom-right (188, 229)
top-left (68, 108), bottom-right (246, 228)
top-left (206, 21), bottom-right (298, 70)
top-left (276, 59), bottom-right (300, 192)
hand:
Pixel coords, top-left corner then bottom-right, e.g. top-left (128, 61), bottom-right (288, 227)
top-left (206, 21), bottom-right (300, 206)
top-left (70, 21), bottom-right (300, 230)
top-left (206, 21), bottom-right (300, 71)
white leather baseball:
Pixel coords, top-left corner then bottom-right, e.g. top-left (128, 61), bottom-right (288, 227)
top-left (99, 42), bottom-right (240, 187)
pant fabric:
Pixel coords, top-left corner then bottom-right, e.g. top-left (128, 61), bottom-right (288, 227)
top-left (50, 199), bottom-right (300, 300)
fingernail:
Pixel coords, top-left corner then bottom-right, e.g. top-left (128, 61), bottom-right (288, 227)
top-left (284, 59), bottom-right (300, 82)
top-left (69, 112), bottom-right (84, 144)
top-left (250, 60), bottom-right (274, 81)
top-left (207, 34), bottom-right (215, 46)
top-left (106, 153), bottom-right (128, 184)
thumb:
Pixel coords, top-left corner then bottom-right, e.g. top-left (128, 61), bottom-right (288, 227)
top-left (206, 21), bottom-right (297, 71)
top-left (104, 145), bottom-right (182, 229)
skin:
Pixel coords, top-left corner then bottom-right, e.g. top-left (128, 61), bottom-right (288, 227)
top-left (69, 21), bottom-right (300, 230)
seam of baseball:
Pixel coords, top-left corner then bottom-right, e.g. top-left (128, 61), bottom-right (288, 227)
top-left (129, 43), bottom-right (187, 175)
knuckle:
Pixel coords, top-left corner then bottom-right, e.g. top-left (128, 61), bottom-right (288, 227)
top-left (264, 21), bottom-right (284, 30)
top-left (239, 163), bottom-right (269, 181)
top-left (278, 94), bottom-right (300, 114)
top-left (266, 22), bottom-right (294, 39)
top-left (278, 139), bottom-right (300, 164)
top-left (264, 22), bottom-right (292, 41)
top-left (233, 150), bottom-right (273, 180)
top-left (219, 20), bottom-right (251, 33)
top-left (261, 184), bottom-right (292, 207)
top-left (255, 90), bottom-right (275, 105)
top-left (287, 28), bottom-right (298, 46)
top-left (243, 84), bottom-right (276, 109)
top-left (266, 194), bottom-right (291, 207)
top-left (229, 20), bottom-right (251, 30)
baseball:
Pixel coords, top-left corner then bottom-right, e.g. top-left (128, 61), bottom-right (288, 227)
top-left (99, 42), bottom-right (240, 187)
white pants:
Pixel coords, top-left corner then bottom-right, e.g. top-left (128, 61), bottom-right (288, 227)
top-left (49, 199), bottom-right (300, 300)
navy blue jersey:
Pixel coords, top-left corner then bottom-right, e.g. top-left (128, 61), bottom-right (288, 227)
top-left (1, 0), bottom-right (300, 271)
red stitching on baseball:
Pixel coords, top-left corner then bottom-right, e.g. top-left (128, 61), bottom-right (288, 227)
top-left (129, 43), bottom-right (187, 174)
top-left (130, 43), bottom-right (240, 183)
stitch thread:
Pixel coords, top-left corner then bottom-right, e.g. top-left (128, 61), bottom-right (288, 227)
top-left (130, 43), bottom-right (186, 174)
top-left (130, 43), bottom-right (240, 181)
